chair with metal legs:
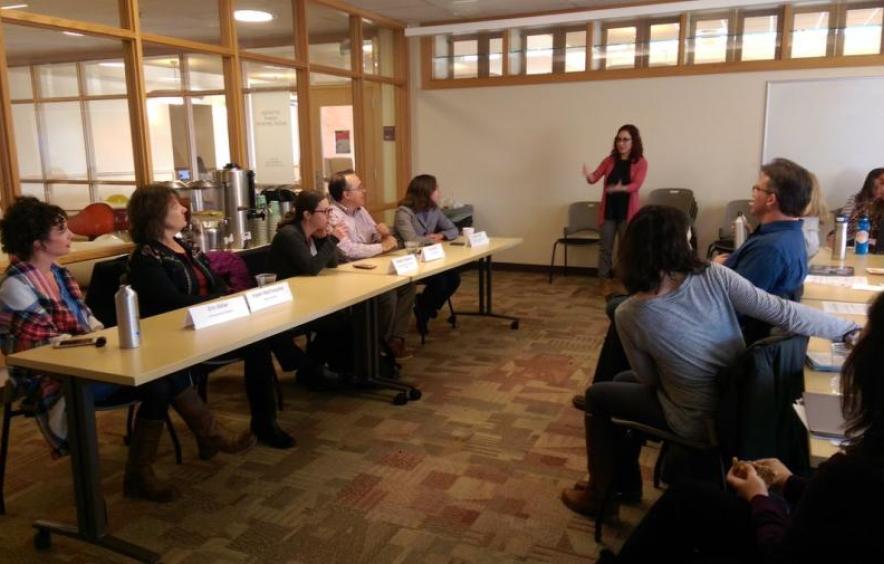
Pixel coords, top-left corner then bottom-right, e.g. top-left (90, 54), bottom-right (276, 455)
top-left (549, 201), bottom-right (601, 283)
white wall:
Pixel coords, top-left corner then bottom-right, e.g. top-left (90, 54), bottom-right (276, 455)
top-left (409, 38), bottom-right (884, 266)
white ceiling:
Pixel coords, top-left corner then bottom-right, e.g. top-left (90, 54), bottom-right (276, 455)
top-left (347, 0), bottom-right (655, 25)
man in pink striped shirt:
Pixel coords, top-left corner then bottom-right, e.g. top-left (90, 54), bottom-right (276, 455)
top-left (328, 170), bottom-right (416, 358)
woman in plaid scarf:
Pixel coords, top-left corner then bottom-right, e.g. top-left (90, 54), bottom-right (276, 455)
top-left (0, 197), bottom-right (254, 503)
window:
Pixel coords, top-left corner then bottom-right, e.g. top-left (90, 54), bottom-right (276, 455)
top-left (309, 73), bottom-right (354, 190)
top-left (236, 0), bottom-right (296, 60)
top-left (140, 0), bottom-right (221, 44)
top-left (692, 17), bottom-right (731, 64)
top-left (843, 7), bottom-right (883, 56)
top-left (2, 25), bottom-right (135, 210)
top-left (363, 19), bottom-right (396, 76)
top-left (604, 25), bottom-right (637, 69)
top-left (740, 13), bottom-right (779, 61)
top-left (143, 48), bottom-right (230, 182)
top-left (452, 38), bottom-right (479, 78)
top-left (361, 83), bottom-right (399, 208)
top-left (792, 10), bottom-right (832, 58)
top-left (307, 2), bottom-right (352, 70)
top-left (526, 33), bottom-right (554, 75)
top-left (565, 30), bottom-right (587, 72)
top-left (489, 37), bottom-right (504, 76)
top-left (648, 22), bottom-right (680, 66)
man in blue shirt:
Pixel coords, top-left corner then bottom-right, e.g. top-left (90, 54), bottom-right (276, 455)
top-left (716, 158), bottom-right (811, 300)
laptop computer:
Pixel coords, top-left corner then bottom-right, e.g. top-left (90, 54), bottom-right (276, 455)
top-left (802, 392), bottom-right (846, 439)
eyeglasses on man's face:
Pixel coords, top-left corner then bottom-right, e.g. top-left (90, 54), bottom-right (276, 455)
top-left (752, 185), bottom-right (773, 195)
top-left (313, 207), bottom-right (333, 215)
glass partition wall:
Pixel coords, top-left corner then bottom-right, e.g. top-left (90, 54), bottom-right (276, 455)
top-left (0, 0), bottom-right (409, 219)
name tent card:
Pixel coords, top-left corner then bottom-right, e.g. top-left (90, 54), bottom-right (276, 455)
top-left (467, 231), bottom-right (490, 248)
top-left (185, 296), bottom-right (250, 330)
top-left (244, 282), bottom-right (293, 313)
top-left (389, 254), bottom-right (419, 275)
top-left (421, 243), bottom-right (445, 262)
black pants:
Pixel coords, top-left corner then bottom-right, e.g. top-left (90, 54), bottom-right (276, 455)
top-left (96, 371), bottom-right (191, 421)
top-left (592, 294), bottom-right (630, 385)
top-left (418, 271), bottom-right (461, 314)
top-left (208, 340), bottom-right (279, 427)
top-left (305, 310), bottom-right (354, 373)
top-left (616, 484), bottom-right (759, 564)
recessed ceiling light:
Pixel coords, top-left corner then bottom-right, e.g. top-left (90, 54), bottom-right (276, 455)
top-left (234, 9), bottom-right (273, 23)
top-left (99, 61), bottom-right (125, 68)
top-left (0, 3), bottom-right (29, 9)
top-left (63, 31), bottom-right (84, 37)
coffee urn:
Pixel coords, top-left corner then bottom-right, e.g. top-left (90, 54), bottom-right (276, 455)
top-left (215, 164), bottom-right (256, 249)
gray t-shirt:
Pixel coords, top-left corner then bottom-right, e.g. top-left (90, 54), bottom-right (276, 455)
top-left (614, 263), bottom-right (858, 443)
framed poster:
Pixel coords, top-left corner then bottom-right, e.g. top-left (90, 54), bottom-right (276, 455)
top-left (335, 130), bottom-right (351, 154)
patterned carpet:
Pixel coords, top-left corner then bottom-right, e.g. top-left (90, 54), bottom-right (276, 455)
top-left (0, 270), bottom-right (662, 563)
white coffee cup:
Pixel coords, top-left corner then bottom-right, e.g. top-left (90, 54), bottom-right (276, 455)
top-left (462, 227), bottom-right (475, 238)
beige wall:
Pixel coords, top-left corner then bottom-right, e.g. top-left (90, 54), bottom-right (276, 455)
top-left (409, 39), bottom-right (884, 267)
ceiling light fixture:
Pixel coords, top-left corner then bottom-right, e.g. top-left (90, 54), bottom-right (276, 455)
top-left (63, 31), bottom-right (85, 37)
top-left (234, 9), bottom-right (274, 23)
top-left (99, 61), bottom-right (125, 68)
top-left (0, 3), bottom-right (29, 9)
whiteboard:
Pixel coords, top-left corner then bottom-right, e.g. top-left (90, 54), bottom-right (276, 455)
top-left (762, 76), bottom-right (884, 209)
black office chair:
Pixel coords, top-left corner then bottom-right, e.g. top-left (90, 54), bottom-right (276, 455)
top-left (647, 189), bottom-right (699, 250)
top-left (0, 367), bottom-right (182, 515)
top-left (549, 201), bottom-right (601, 283)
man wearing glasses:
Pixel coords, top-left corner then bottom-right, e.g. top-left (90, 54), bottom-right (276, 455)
top-left (713, 158), bottom-right (812, 341)
top-left (328, 170), bottom-right (416, 359)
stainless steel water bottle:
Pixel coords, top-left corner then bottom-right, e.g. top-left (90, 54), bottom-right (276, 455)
top-left (114, 285), bottom-right (141, 349)
top-left (733, 212), bottom-right (748, 249)
top-left (832, 215), bottom-right (848, 260)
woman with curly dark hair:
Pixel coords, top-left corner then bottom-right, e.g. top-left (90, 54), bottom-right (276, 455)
top-left (582, 124), bottom-right (648, 280)
top-left (562, 205), bottom-right (860, 520)
top-left (0, 197), bottom-right (253, 503)
top-left (601, 291), bottom-right (884, 564)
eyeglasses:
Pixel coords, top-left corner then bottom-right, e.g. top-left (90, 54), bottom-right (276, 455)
top-left (616, 137), bottom-right (632, 143)
top-left (313, 208), bottom-right (333, 215)
top-left (345, 188), bottom-right (367, 193)
top-left (752, 186), bottom-right (773, 195)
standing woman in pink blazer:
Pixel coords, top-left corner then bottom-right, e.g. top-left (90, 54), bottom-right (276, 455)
top-left (582, 124), bottom-right (648, 279)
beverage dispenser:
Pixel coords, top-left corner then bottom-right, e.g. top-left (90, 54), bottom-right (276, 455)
top-left (215, 164), bottom-right (256, 249)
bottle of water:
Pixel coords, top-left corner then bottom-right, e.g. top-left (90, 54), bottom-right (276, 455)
top-left (855, 215), bottom-right (871, 255)
top-left (267, 200), bottom-right (281, 241)
top-left (115, 285), bottom-right (141, 349)
top-left (732, 212), bottom-right (748, 249)
top-left (832, 215), bottom-right (848, 260)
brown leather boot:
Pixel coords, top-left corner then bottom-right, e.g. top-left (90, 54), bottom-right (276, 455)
top-left (123, 418), bottom-right (180, 503)
top-left (561, 413), bottom-right (620, 519)
top-left (172, 387), bottom-right (256, 460)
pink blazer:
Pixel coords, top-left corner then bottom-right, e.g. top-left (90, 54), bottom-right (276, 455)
top-left (586, 155), bottom-right (648, 223)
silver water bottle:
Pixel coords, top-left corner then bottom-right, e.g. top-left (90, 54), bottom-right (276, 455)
top-left (832, 215), bottom-right (848, 260)
top-left (114, 285), bottom-right (141, 349)
top-left (733, 212), bottom-right (748, 249)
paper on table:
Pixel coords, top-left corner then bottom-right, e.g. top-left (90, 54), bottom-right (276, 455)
top-left (805, 275), bottom-right (867, 287)
top-left (822, 301), bottom-right (869, 315)
top-left (851, 283), bottom-right (884, 292)
top-left (793, 401), bottom-right (847, 446)
top-left (867, 268), bottom-right (884, 275)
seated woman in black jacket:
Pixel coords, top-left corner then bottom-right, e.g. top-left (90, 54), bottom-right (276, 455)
top-left (268, 190), bottom-right (353, 380)
top-left (602, 291), bottom-right (884, 564)
top-left (126, 184), bottom-right (295, 449)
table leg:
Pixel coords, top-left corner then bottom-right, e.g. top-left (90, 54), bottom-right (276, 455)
top-left (456, 256), bottom-right (520, 329)
top-left (352, 298), bottom-right (420, 404)
top-left (32, 376), bottom-right (160, 563)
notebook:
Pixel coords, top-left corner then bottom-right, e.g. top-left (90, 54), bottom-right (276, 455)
top-left (802, 392), bottom-right (846, 439)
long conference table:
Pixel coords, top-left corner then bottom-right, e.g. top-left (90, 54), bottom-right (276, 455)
top-left (802, 250), bottom-right (884, 466)
top-left (5, 236), bottom-right (522, 562)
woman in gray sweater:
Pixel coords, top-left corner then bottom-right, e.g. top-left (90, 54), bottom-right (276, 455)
top-left (562, 205), bottom-right (860, 519)
top-left (394, 175), bottom-right (460, 335)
